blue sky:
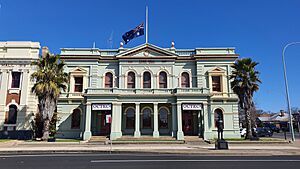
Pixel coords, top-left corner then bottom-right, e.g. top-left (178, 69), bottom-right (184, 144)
top-left (1, 0), bottom-right (300, 112)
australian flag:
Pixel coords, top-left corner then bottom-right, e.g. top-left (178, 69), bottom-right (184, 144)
top-left (122, 23), bottom-right (144, 44)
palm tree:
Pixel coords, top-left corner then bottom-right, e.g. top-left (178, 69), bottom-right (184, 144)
top-left (230, 58), bottom-right (261, 139)
top-left (31, 49), bottom-right (69, 140)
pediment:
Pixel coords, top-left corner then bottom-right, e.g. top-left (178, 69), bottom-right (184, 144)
top-left (116, 43), bottom-right (178, 58)
top-left (70, 67), bottom-right (87, 74)
top-left (208, 67), bottom-right (226, 73)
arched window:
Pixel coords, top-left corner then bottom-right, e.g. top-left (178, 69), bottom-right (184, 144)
top-left (6, 105), bottom-right (17, 124)
top-left (126, 107), bottom-right (135, 129)
top-left (214, 109), bottom-right (224, 127)
top-left (159, 107), bottom-right (168, 128)
top-left (142, 108), bottom-right (152, 128)
top-left (127, 72), bottom-right (135, 88)
top-left (105, 72), bottom-right (113, 88)
top-left (143, 72), bottom-right (151, 88)
top-left (71, 109), bottom-right (81, 129)
top-left (159, 71), bottom-right (167, 88)
top-left (181, 72), bottom-right (190, 88)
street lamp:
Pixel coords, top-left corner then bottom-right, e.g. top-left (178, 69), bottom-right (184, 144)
top-left (282, 42), bottom-right (300, 142)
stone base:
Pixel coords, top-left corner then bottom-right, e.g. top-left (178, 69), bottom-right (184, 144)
top-left (110, 132), bottom-right (122, 140)
top-left (134, 131), bottom-right (141, 138)
top-left (177, 131), bottom-right (184, 140)
top-left (0, 130), bottom-right (33, 140)
top-left (153, 131), bottom-right (160, 138)
top-left (83, 131), bottom-right (92, 141)
top-left (215, 139), bottom-right (229, 150)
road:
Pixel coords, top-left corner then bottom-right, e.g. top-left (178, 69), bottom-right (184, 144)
top-left (272, 132), bottom-right (300, 140)
top-left (0, 153), bottom-right (299, 169)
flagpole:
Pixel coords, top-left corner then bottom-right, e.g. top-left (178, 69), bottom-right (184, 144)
top-left (146, 6), bottom-right (148, 44)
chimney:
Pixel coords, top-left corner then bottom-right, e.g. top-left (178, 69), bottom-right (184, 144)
top-left (42, 46), bottom-right (49, 58)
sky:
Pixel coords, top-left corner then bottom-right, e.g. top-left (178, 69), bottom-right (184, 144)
top-left (0, 0), bottom-right (300, 112)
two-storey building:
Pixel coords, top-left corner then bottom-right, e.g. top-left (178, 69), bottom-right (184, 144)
top-left (0, 41), bottom-right (40, 138)
top-left (57, 43), bottom-right (240, 141)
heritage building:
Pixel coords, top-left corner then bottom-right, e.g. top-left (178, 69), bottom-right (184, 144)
top-left (57, 42), bottom-right (240, 141)
top-left (0, 42), bottom-right (40, 137)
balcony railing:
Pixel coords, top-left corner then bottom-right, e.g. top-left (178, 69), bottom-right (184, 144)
top-left (60, 88), bottom-right (235, 98)
top-left (174, 88), bottom-right (210, 94)
top-left (85, 88), bottom-right (175, 95)
top-left (60, 92), bottom-right (83, 98)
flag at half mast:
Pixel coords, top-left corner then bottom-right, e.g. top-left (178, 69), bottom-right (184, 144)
top-left (122, 23), bottom-right (144, 44)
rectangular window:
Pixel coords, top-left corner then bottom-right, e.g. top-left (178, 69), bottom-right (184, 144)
top-left (11, 72), bottom-right (21, 88)
top-left (74, 77), bottom-right (83, 92)
top-left (212, 76), bottom-right (221, 92)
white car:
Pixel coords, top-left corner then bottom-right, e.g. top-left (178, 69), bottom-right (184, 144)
top-left (240, 128), bottom-right (246, 137)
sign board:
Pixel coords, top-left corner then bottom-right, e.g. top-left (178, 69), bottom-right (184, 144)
top-left (106, 114), bottom-right (112, 124)
top-left (182, 104), bottom-right (202, 110)
top-left (92, 104), bottom-right (112, 110)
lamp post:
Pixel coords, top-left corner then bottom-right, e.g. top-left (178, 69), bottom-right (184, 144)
top-left (282, 42), bottom-right (300, 142)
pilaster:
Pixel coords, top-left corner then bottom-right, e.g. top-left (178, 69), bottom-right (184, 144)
top-left (83, 102), bottom-right (92, 140)
top-left (110, 102), bottom-right (122, 140)
top-left (171, 103), bottom-right (177, 137)
top-left (176, 102), bottom-right (184, 140)
top-left (134, 103), bottom-right (141, 137)
top-left (153, 103), bottom-right (159, 137)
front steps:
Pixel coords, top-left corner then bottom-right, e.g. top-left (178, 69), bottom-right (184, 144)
top-left (114, 136), bottom-right (184, 144)
top-left (88, 136), bottom-right (108, 144)
top-left (184, 136), bottom-right (208, 145)
top-left (88, 136), bottom-right (207, 145)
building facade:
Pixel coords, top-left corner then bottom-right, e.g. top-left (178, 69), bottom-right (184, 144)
top-left (57, 43), bottom-right (240, 141)
top-left (0, 42), bottom-right (40, 137)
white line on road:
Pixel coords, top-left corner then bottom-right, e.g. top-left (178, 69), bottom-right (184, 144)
top-left (90, 159), bottom-right (300, 163)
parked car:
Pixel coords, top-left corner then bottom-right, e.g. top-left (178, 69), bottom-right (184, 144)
top-left (264, 124), bottom-right (280, 133)
top-left (240, 128), bottom-right (246, 137)
top-left (269, 125), bottom-right (280, 133)
top-left (254, 127), bottom-right (273, 137)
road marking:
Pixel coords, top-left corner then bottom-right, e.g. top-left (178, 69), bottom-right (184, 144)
top-left (90, 159), bottom-right (300, 163)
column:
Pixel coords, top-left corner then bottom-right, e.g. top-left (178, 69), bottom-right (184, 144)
top-left (153, 103), bottom-right (159, 137)
top-left (20, 70), bottom-right (29, 104)
top-left (171, 103), bottom-right (177, 137)
top-left (110, 102), bottom-right (122, 140)
top-left (134, 103), bottom-right (141, 137)
top-left (0, 70), bottom-right (9, 131)
top-left (83, 102), bottom-right (92, 140)
top-left (177, 102), bottom-right (184, 140)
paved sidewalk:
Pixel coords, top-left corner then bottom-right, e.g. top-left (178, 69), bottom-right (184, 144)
top-left (0, 140), bottom-right (300, 156)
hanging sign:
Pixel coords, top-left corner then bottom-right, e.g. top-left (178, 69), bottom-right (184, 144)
top-left (182, 104), bottom-right (202, 110)
top-left (92, 104), bottom-right (112, 110)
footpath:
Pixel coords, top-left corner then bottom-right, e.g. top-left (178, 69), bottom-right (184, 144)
top-left (0, 139), bottom-right (300, 156)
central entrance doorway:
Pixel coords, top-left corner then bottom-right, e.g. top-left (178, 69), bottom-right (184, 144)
top-left (91, 104), bottom-right (112, 136)
top-left (181, 103), bottom-right (204, 137)
top-left (182, 111), bottom-right (198, 135)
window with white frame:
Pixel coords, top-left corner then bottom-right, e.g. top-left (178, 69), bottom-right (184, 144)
top-left (74, 76), bottom-right (83, 92)
top-left (181, 72), bottom-right (190, 88)
top-left (105, 72), bottom-right (113, 88)
top-left (143, 71), bottom-right (151, 88)
top-left (11, 72), bottom-right (21, 88)
top-left (127, 72), bottom-right (135, 88)
top-left (159, 71), bottom-right (167, 88)
top-left (212, 76), bottom-right (221, 92)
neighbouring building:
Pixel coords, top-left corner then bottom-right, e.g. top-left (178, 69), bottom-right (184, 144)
top-left (0, 41), bottom-right (40, 139)
top-left (56, 42), bottom-right (241, 141)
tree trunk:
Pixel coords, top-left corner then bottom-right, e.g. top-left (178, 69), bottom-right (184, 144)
top-left (245, 108), bottom-right (253, 139)
top-left (42, 118), bottom-right (50, 140)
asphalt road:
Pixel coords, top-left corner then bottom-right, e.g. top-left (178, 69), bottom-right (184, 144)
top-left (0, 153), bottom-right (299, 169)
top-left (272, 132), bottom-right (300, 140)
